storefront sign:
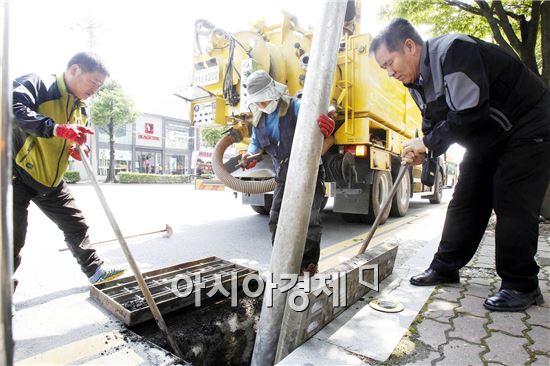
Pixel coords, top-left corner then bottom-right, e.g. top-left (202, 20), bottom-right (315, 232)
top-left (136, 115), bottom-right (162, 148)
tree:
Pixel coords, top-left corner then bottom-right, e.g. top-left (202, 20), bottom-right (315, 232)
top-left (382, 0), bottom-right (549, 87)
top-left (200, 126), bottom-right (225, 148)
top-left (92, 80), bottom-right (139, 182)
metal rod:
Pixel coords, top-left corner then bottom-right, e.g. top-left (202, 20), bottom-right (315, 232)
top-left (357, 164), bottom-right (410, 255)
top-left (251, 2), bottom-right (348, 365)
top-left (77, 145), bottom-right (184, 359)
top-left (58, 224), bottom-right (172, 252)
top-left (0, 1), bottom-right (14, 363)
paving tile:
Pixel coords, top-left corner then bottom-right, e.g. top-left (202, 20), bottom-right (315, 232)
top-left (456, 295), bottom-right (488, 318)
top-left (484, 332), bottom-right (529, 365)
top-left (449, 314), bottom-right (487, 344)
top-left (477, 254), bottom-right (494, 262)
top-left (532, 354), bottom-right (550, 366)
top-left (476, 248), bottom-right (494, 257)
top-left (433, 286), bottom-right (462, 303)
top-left (528, 325), bottom-right (550, 354)
top-left (415, 318), bottom-right (451, 350)
top-left (468, 277), bottom-right (494, 287)
top-left (464, 283), bottom-right (492, 299)
top-left (539, 282), bottom-right (550, 308)
top-left (475, 263), bottom-right (495, 270)
top-left (488, 312), bottom-right (526, 336)
top-left (406, 351), bottom-right (441, 366)
top-left (482, 238), bottom-right (495, 245)
top-left (436, 339), bottom-right (484, 366)
top-left (525, 305), bottom-right (550, 328)
top-left (424, 299), bottom-right (457, 322)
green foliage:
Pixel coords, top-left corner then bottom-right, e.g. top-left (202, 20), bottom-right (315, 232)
top-left (380, 0), bottom-right (491, 38)
top-left (64, 170), bottom-right (80, 183)
top-left (200, 126), bottom-right (225, 148)
top-left (118, 172), bottom-right (192, 184)
top-left (91, 80), bottom-right (139, 129)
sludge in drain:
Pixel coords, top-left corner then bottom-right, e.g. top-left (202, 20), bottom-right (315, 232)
top-left (128, 291), bottom-right (262, 366)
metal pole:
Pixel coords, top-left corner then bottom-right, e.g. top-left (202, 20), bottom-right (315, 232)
top-left (251, 2), bottom-right (347, 365)
top-left (0, 1), bottom-right (13, 364)
top-left (357, 165), bottom-right (409, 255)
top-left (77, 145), bottom-right (184, 359)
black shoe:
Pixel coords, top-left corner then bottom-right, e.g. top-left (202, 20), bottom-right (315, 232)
top-left (484, 288), bottom-right (544, 312)
top-left (410, 268), bottom-right (460, 286)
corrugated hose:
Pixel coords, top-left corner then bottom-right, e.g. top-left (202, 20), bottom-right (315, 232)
top-left (212, 134), bottom-right (276, 194)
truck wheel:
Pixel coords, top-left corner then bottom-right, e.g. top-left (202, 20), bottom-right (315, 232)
top-left (362, 171), bottom-right (391, 224)
top-left (429, 170), bottom-right (444, 204)
top-left (251, 205), bottom-right (269, 215)
top-left (390, 171), bottom-right (410, 217)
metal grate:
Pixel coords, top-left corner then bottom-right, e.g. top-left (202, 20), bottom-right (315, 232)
top-left (90, 256), bottom-right (257, 325)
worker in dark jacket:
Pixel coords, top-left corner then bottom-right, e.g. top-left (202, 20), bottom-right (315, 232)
top-left (241, 70), bottom-right (335, 276)
top-left (370, 18), bottom-right (550, 311)
top-left (12, 52), bottom-right (125, 288)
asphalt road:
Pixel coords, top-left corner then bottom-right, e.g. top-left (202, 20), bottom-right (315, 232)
top-left (11, 182), bottom-right (453, 363)
top-left (13, 182), bottom-right (451, 305)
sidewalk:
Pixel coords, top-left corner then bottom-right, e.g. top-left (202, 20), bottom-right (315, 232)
top-left (384, 219), bottom-right (550, 366)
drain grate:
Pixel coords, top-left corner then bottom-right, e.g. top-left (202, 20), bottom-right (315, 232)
top-left (90, 256), bottom-right (257, 325)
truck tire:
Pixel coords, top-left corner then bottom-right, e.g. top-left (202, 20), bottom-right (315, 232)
top-left (362, 170), bottom-right (392, 224)
top-left (251, 205), bottom-right (269, 215)
top-left (390, 171), bottom-right (410, 217)
top-left (250, 195), bottom-right (273, 215)
top-left (429, 170), bottom-right (444, 204)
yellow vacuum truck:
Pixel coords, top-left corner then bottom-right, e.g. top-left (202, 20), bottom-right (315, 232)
top-left (181, 2), bottom-right (447, 224)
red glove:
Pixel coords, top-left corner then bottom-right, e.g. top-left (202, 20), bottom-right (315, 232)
top-left (55, 124), bottom-right (94, 145)
top-left (68, 144), bottom-right (90, 161)
top-left (317, 114), bottom-right (335, 138)
top-left (241, 153), bottom-right (257, 170)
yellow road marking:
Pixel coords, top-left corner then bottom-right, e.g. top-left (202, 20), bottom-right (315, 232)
top-left (320, 212), bottom-right (429, 259)
top-left (17, 331), bottom-right (126, 365)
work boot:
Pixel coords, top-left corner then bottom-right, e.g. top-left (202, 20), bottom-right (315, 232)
top-left (341, 152), bottom-right (358, 184)
top-left (89, 266), bottom-right (126, 285)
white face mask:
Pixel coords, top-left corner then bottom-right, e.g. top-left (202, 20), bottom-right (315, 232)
top-left (258, 100), bottom-right (278, 114)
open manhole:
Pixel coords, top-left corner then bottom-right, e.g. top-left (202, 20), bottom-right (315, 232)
top-left (127, 290), bottom-right (262, 365)
top-left (91, 257), bottom-right (263, 365)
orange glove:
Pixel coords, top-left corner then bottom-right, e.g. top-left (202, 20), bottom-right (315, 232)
top-left (317, 114), bottom-right (335, 138)
top-left (55, 124), bottom-right (94, 145)
top-left (68, 144), bottom-right (90, 161)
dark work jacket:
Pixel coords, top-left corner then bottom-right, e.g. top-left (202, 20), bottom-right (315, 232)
top-left (406, 34), bottom-right (549, 157)
top-left (253, 98), bottom-right (298, 178)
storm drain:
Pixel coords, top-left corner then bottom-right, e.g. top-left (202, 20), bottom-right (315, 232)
top-left (126, 291), bottom-right (262, 365)
top-left (90, 256), bottom-right (257, 326)
top-left (91, 244), bottom-right (398, 365)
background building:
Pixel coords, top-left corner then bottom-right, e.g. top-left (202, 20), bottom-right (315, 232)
top-left (78, 113), bottom-right (192, 177)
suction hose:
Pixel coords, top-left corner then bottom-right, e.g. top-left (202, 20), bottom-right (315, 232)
top-left (212, 134), bottom-right (276, 193)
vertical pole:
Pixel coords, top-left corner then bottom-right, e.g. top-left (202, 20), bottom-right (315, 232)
top-left (0, 0), bottom-right (13, 364)
top-left (251, 1), bottom-right (347, 364)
